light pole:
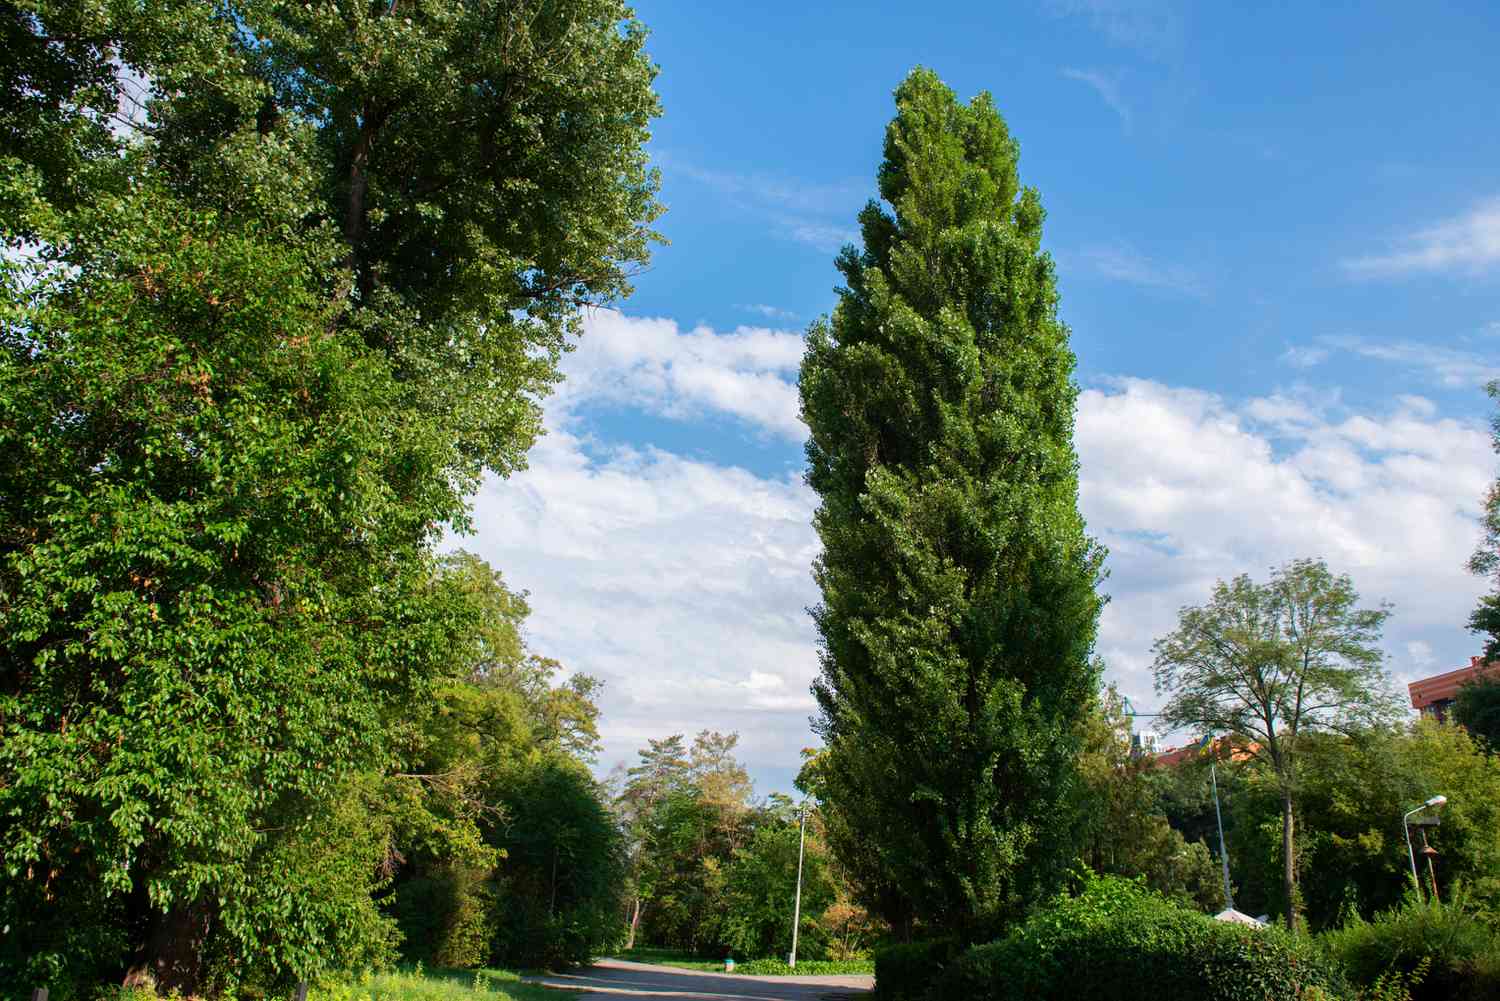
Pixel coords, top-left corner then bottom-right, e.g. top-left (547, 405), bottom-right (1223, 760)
top-left (788, 799), bottom-right (808, 969)
top-left (1403, 795), bottom-right (1447, 900)
top-left (1210, 755), bottom-right (1234, 912)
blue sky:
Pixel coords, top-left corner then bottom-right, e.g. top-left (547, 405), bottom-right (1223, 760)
top-left (461, 0), bottom-right (1500, 794)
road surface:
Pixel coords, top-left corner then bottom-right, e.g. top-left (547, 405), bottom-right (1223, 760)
top-left (526, 958), bottom-right (874, 1000)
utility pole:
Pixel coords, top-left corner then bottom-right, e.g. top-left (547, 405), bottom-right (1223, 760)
top-left (789, 800), bottom-right (808, 969)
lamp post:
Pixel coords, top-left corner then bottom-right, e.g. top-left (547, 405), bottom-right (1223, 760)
top-left (1210, 755), bottom-right (1234, 912)
top-left (1403, 795), bottom-right (1447, 900)
top-left (788, 799), bottom-right (808, 969)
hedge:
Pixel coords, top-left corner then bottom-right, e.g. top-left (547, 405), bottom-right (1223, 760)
top-left (1319, 897), bottom-right (1500, 1001)
top-left (874, 938), bottom-right (960, 1001)
top-left (933, 874), bottom-right (1350, 1001)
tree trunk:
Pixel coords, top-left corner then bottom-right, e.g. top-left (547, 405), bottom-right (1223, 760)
top-left (122, 901), bottom-right (212, 995)
top-left (1280, 791), bottom-right (1298, 932)
top-left (625, 895), bottom-right (641, 949)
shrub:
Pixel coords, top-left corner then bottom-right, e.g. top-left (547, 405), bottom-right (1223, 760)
top-left (874, 938), bottom-right (959, 1001)
top-left (933, 873), bottom-right (1350, 1001)
top-left (1320, 897), bottom-right (1500, 1001)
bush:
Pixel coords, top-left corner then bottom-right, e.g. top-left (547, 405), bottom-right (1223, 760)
top-left (1320, 897), bottom-right (1500, 1001)
top-left (874, 938), bottom-right (959, 1001)
top-left (933, 873), bottom-right (1350, 1001)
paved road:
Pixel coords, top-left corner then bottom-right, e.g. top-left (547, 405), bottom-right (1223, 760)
top-left (526, 958), bottom-right (874, 1000)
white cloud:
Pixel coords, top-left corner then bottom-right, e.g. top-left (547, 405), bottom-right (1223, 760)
top-left (738, 303), bottom-right (799, 321)
top-left (561, 309), bottom-right (806, 440)
top-left (1344, 196), bottom-right (1500, 277)
top-left (1074, 243), bottom-right (1204, 295)
top-left (462, 312), bottom-right (1491, 788)
top-left (1322, 335), bottom-right (1500, 388)
top-left (1062, 67), bottom-right (1132, 131)
top-left (1079, 379), bottom-right (1490, 717)
top-left (1279, 345), bottom-right (1329, 369)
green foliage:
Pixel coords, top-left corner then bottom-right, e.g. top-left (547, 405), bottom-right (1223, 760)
top-left (800, 65), bottom-right (1104, 940)
top-left (720, 815), bottom-right (833, 961)
top-left (388, 868), bottom-right (496, 970)
top-left (2, 0), bottom-right (660, 988)
top-left (1153, 558), bottom-right (1401, 928)
top-left (1469, 381), bottom-right (1500, 661)
top-left (1454, 675), bottom-right (1500, 752)
top-left (489, 756), bottom-right (626, 969)
top-left (873, 938), bottom-right (960, 1001)
top-left (1320, 899), bottom-right (1500, 1001)
top-left (932, 873), bottom-right (1350, 1001)
top-left (1077, 687), bottom-right (1226, 911)
top-left (1267, 723), bottom-right (1500, 929)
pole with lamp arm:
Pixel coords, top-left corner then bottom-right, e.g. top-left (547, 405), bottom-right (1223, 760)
top-left (788, 798), bottom-right (808, 969)
top-left (1403, 795), bottom-right (1447, 900)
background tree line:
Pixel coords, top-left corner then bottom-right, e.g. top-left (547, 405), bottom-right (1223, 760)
top-left (611, 733), bottom-right (885, 963)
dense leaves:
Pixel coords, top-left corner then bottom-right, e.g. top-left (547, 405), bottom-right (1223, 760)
top-left (1153, 558), bottom-right (1402, 928)
top-left (2, 0), bottom-right (659, 993)
top-left (799, 66), bottom-right (1104, 940)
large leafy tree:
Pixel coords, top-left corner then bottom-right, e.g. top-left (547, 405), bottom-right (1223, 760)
top-left (1470, 381), bottom-right (1500, 660)
top-left (1, 0), bottom-right (659, 993)
top-left (1152, 558), bottom-right (1402, 930)
top-left (799, 67), bottom-right (1105, 939)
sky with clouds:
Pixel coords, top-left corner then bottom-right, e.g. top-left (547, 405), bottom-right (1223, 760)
top-left (453, 0), bottom-right (1500, 794)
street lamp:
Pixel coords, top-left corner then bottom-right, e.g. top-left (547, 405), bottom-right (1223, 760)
top-left (788, 799), bottom-right (808, 969)
top-left (1403, 795), bottom-right (1447, 900)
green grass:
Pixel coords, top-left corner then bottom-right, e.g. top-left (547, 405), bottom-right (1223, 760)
top-left (612, 947), bottom-right (726, 971)
top-left (612, 948), bottom-right (873, 977)
top-left (313, 966), bottom-right (574, 1001)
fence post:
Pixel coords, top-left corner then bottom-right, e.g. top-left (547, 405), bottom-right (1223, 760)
top-left (32, 989), bottom-right (48, 1001)
top-left (295, 983), bottom-right (308, 1001)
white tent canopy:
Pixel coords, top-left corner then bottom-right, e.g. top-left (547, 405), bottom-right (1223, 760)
top-left (1214, 908), bottom-right (1267, 926)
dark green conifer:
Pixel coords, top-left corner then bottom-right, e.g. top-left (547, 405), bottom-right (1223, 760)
top-left (799, 67), bottom-right (1105, 937)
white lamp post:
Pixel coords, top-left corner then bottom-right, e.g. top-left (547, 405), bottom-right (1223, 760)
top-left (788, 800), bottom-right (808, 969)
top-left (1403, 795), bottom-right (1447, 900)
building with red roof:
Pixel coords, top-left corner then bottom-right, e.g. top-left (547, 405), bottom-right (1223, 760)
top-left (1408, 656), bottom-right (1500, 723)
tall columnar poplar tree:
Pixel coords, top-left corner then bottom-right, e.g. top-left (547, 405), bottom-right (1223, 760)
top-left (799, 68), bottom-right (1104, 938)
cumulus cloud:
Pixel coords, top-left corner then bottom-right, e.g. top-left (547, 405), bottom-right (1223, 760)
top-left (561, 309), bottom-right (806, 440)
top-left (1078, 379), bottom-right (1490, 715)
top-left (461, 311), bottom-right (1491, 787)
top-left (1344, 196), bottom-right (1500, 277)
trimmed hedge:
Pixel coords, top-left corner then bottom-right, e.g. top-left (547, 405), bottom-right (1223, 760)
top-left (1320, 898), bottom-right (1500, 1001)
top-left (933, 874), bottom-right (1350, 1001)
top-left (874, 938), bottom-right (959, 1001)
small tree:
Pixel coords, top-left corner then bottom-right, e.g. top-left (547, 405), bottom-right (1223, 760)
top-left (1152, 558), bottom-right (1402, 930)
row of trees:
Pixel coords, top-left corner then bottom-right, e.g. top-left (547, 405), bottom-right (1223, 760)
top-left (2, 0), bottom-right (660, 994)
top-left (612, 733), bottom-right (883, 962)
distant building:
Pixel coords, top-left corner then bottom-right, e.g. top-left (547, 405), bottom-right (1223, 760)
top-left (1148, 734), bottom-right (1260, 769)
top-left (1131, 731), bottom-right (1160, 757)
top-left (1408, 656), bottom-right (1500, 723)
